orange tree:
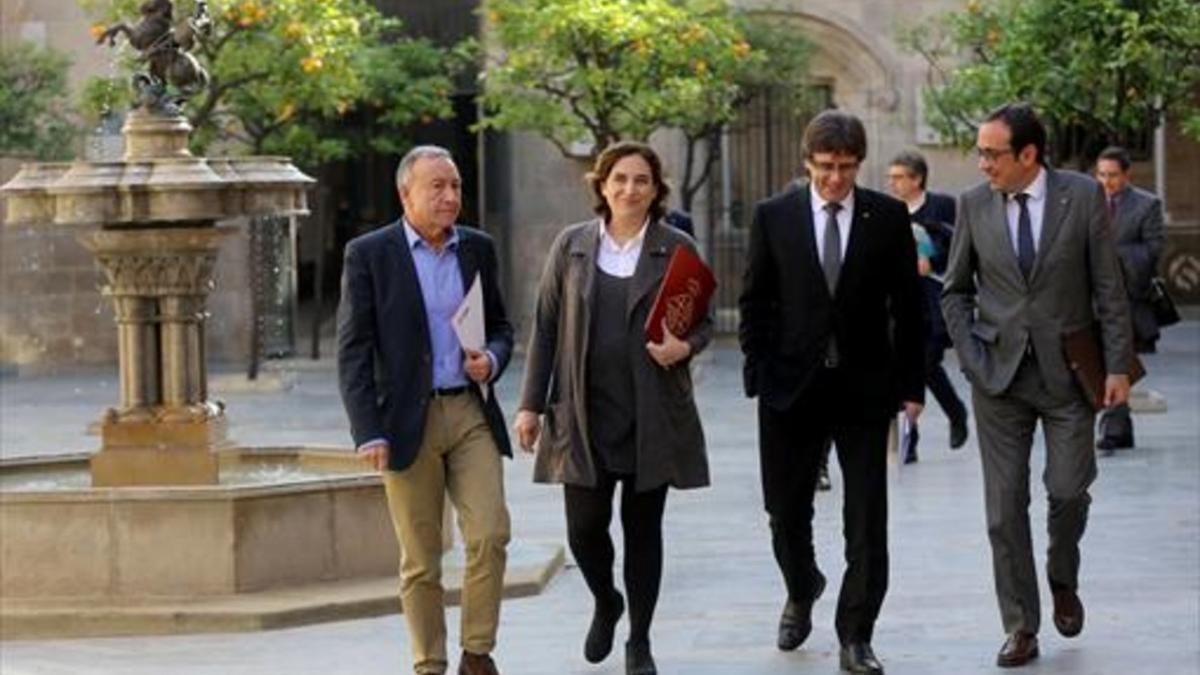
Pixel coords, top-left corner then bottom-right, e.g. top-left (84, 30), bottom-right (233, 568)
top-left (479, 0), bottom-right (811, 212)
top-left (902, 0), bottom-right (1200, 167)
top-left (80, 0), bottom-right (469, 168)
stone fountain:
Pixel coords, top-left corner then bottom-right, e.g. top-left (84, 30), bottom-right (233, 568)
top-left (0, 3), bottom-right (561, 639)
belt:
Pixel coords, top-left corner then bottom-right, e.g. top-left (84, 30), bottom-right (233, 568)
top-left (432, 385), bottom-right (470, 398)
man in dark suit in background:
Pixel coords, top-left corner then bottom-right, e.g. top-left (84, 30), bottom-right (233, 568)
top-left (942, 104), bottom-right (1131, 667)
top-left (337, 145), bottom-right (514, 675)
top-left (1094, 145), bottom-right (1166, 451)
top-left (739, 110), bottom-right (925, 675)
top-left (887, 150), bottom-right (970, 459)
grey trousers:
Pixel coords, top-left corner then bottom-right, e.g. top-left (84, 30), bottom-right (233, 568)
top-left (972, 356), bottom-right (1096, 635)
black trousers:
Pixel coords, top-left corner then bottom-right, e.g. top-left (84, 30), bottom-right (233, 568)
top-left (564, 472), bottom-right (669, 645)
top-left (926, 341), bottom-right (967, 426)
top-left (758, 369), bottom-right (890, 645)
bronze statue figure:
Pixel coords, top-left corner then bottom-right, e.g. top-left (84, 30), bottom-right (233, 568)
top-left (97, 0), bottom-right (211, 114)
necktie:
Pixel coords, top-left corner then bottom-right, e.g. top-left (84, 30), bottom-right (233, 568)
top-left (822, 202), bottom-right (843, 293)
top-left (1014, 193), bottom-right (1034, 280)
top-left (1107, 195), bottom-right (1117, 221)
top-left (822, 201), bottom-right (842, 367)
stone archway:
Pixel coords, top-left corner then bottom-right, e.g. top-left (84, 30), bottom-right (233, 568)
top-left (743, 7), bottom-right (903, 184)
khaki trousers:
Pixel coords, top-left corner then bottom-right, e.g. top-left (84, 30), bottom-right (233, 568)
top-left (382, 394), bottom-right (511, 675)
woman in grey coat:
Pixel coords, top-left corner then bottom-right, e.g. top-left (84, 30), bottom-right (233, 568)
top-left (514, 142), bottom-right (711, 675)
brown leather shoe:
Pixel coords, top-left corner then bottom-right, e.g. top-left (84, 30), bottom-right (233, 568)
top-left (996, 632), bottom-right (1039, 668)
top-left (1052, 588), bottom-right (1084, 637)
top-left (458, 651), bottom-right (500, 675)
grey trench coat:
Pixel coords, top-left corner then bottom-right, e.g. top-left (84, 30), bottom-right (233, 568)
top-left (518, 219), bottom-right (711, 492)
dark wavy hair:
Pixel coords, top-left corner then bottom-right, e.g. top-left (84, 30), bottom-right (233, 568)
top-left (587, 141), bottom-right (670, 223)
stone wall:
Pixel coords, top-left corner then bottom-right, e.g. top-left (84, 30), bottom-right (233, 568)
top-left (0, 213), bottom-right (253, 373)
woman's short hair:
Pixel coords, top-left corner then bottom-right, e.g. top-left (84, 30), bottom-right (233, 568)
top-left (587, 141), bottom-right (670, 223)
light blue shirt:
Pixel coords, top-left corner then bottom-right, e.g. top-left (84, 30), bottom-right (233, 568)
top-left (403, 220), bottom-right (472, 390)
top-left (358, 221), bottom-right (496, 452)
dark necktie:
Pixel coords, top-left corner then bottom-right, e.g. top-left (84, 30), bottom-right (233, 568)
top-left (822, 201), bottom-right (842, 367)
top-left (1014, 193), bottom-right (1034, 280)
top-left (822, 201), bottom-right (843, 293)
top-left (1107, 195), bottom-right (1118, 221)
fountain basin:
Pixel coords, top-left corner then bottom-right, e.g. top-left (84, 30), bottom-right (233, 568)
top-left (1, 447), bottom-right (396, 601)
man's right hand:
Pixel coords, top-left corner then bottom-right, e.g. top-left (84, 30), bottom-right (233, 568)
top-left (357, 441), bottom-right (389, 472)
top-left (513, 409), bottom-right (541, 453)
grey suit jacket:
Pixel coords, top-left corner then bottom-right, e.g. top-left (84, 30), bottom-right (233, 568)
top-left (941, 168), bottom-right (1132, 401)
top-left (1111, 185), bottom-right (1165, 347)
top-left (518, 219), bottom-right (712, 493)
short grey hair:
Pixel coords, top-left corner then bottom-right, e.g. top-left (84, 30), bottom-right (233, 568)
top-left (395, 145), bottom-right (454, 191)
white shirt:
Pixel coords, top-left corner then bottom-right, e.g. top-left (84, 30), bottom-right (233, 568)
top-left (810, 184), bottom-right (853, 264)
top-left (1005, 167), bottom-right (1047, 255)
top-left (907, 191), bottom-right (927, 215)
top-left (596, 218), bottom-right (648, 278)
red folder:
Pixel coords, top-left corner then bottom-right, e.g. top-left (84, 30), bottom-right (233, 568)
top-left (644, 245), bottom-right (717, 343)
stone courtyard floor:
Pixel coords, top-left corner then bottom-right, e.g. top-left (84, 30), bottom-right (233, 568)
top-left (2, 322), bottom-right (1197, 674)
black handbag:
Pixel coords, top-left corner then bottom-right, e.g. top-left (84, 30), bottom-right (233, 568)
top-left (1148, 276), bottom-right (1181, 327)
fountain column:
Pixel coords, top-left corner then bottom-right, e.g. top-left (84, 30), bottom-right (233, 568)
top-left (79, 110), bottom-right (235, 487)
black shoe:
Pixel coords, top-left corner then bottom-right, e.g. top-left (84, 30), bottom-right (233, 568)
top-left (584, 590), bottom-right (624, 663)
top-left (839, 642), bottom-right (884, 674)
top-left (777, 572), bottom-right (826, 650)
top-left (950, 416), bottom-right (969, 449)
top-left (625, 640), bottom-right (656, 675)
top-left (817, 465), bottom-right (832, 491)
top-left (1096, 436), bottom-right (1133, 451)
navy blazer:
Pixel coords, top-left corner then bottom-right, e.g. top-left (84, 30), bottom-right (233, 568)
top-left (911, 191), bottom-right (956, 275)
top-left (336, 220), bottom-right (514, 471)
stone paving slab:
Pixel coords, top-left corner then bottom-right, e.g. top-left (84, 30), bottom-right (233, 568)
top-left (1, 323), bottom-right (1197, 674)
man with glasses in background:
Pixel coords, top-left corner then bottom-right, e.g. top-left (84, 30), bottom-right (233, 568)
top-left (740, 110), bottom-right (925, 674)
top-left (942, 103), bottom-right (1132, 667)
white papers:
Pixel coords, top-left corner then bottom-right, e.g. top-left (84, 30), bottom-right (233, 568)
top-left (452, 272), bottom-right (488, 401)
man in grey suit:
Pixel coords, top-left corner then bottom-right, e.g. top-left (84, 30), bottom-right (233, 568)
top-left (1094, 145), bottom-right (1166, 451)
top-left (942, 103), bottom-right (1132, 668)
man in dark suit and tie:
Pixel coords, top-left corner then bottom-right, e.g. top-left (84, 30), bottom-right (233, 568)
top-left (337, 145), bottom-right (514, 675)
top-left (739, 110), bottom-right (925, 675)
top-left (942, 104), bottom-right (1132, 667)
top-left (1094, 145), bottom-right (1166, 451)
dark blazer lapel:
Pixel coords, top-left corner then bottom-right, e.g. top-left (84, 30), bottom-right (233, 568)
top-left (627, 221), bottom-right (673, 326)
top-left (454, 226), bottom-right (479, 291)
top-left (1031, 169), bottom-right (1070, 282)
top-left (792, 185), bottom-right (822, 283)
top-left (837, 187), bottom-right (872, 298)
top-left (388, 220), bottom-right (431, 350)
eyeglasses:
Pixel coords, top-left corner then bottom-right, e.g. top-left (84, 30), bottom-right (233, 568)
top-left (975, 147), bottom-right (1014, 163)
top-left (809, 161), bottom-right (860, 175)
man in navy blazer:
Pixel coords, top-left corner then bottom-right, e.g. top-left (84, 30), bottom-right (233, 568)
top-left (337, 145), bottom-right (513, 675)
top-left (887, 150), bottom-right (970, 457)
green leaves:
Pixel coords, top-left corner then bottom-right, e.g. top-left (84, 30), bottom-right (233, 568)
top-left (80, 0), bottom-right (463, 169)
top-left (902, 0), bottom-right (1200, 162)
top-left (0, 42), bottom-right (77, 160)
top-left (479, 0), bottom-right (771, 156)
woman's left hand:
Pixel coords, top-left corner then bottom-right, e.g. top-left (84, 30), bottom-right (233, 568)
top-left (646, 319), bottom-right (692, 368)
